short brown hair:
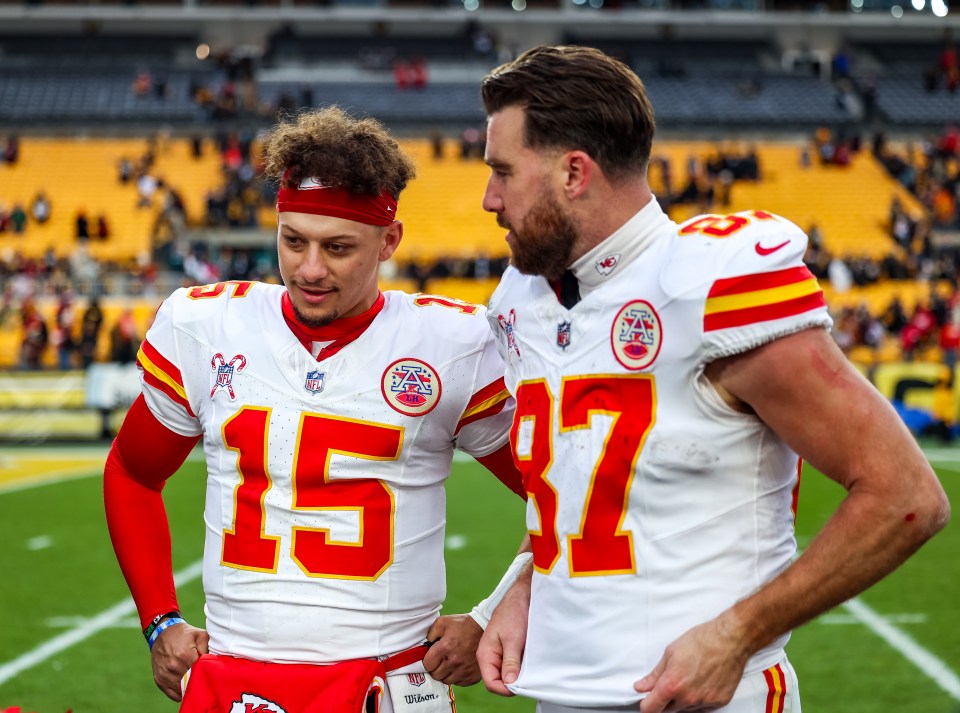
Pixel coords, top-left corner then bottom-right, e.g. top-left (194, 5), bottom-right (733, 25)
top-left (262, 106), bottom-right (416, 199)
top-left (481, 45), bottom-right (655, 180)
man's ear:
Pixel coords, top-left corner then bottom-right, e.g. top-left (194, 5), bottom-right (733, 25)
top-left (562, 151), bottom-right (594, 201)
top-left (380, 220), bottom-right (403, 262)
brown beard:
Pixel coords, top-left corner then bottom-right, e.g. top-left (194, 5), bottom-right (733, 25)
top-left (501, 186), bottom-right (577, 281)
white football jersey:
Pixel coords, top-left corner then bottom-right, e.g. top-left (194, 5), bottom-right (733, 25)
top-left (137, 282), bottom-right (513, 663)
top-left (486, 202), bottom-right (832, 707)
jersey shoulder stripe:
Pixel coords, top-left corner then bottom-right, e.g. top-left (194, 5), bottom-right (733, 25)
top-left (137, 338), bottom-right (195, 416)
top-left (704, 265), bottom-right (825, 332)
top-left (455, 377), bottom-right (510, 435)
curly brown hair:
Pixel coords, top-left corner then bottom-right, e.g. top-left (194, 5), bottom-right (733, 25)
top-left (262, 106), bottom-right (416, 199)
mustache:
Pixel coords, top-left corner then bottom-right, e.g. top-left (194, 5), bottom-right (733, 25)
top-left (297, 283), bottom-right (336, 292)
top-left (496, 214), bottom-right (511, 230)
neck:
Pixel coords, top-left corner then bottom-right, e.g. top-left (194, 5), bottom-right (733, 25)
top-left (568, 179), bottom-right (655, 266)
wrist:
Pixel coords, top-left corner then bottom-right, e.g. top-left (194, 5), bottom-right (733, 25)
top-left (469, 552), bottom-right (533, 629)
top-left (147, 616), bottom-right (186, 650)
top-left (143, 610), bottom-right (182, 642)
top-left (716, 606), bottom-right (756, 663)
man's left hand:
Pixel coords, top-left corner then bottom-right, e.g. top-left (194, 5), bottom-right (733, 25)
top-left (634, 615), bottom-right (749, 713)
top-left (423, 614), bottom-right (484, 686)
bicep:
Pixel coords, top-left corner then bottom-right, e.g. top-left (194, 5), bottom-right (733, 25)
top-left (115, 394), bottom-right (201, 489)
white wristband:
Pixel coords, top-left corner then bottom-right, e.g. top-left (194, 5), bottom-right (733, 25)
top-left (468, 552), bottom-right (533, 630)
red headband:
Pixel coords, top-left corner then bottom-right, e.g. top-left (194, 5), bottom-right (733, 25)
top-left (277, 175), bottom-right (398, 226)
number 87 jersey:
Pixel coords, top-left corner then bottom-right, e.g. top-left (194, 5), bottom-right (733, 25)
top-left (486, 205), bottom-right (832, 708)
top-left (137, 282), bottom-right (514, 664)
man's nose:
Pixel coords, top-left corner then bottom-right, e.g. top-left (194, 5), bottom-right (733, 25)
top-left (482, 181), bottom-right (502, 214)
top-left (299, 248), bottom-right (330, 283)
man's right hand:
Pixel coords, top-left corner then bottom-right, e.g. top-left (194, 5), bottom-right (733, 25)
top-left (477, 563), bottom-right (532, 696)
top-left (151, 621), bottom-right (209, 701)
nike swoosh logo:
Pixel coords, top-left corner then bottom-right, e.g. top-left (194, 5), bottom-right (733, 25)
top-left (755, 240), bottom-right (790, 256)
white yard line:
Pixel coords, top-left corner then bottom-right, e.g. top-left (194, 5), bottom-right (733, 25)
top-left (0, 560), bottom-right (203, 686)
top-left (841, 597), bottom-right (960, 701)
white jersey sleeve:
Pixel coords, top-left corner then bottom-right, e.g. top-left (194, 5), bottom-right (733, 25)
top-left (136, 289), bottom-right (203, 437)
top-left (452, 323), bottom-right (513, 458)
top-left (691, 212), bottom-right (833, 362)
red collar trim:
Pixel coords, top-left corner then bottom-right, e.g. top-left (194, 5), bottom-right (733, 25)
top-left (281, 291), bottom-right (385, 361)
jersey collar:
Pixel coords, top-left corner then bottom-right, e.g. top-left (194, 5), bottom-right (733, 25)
top-left (281, 291), bottom-right (385, 362)
top-left (569, 196), bottom-right (673, 300)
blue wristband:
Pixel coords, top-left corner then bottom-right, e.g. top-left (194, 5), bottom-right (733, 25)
top-left (147, 617), bottom-right (185, 650)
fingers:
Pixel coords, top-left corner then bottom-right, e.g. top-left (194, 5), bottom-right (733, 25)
top-left (152, 624), bottom-right (206, 702)
top-left (425, 617), bottom-right (448, 643)
top-left (423, 614), bottom-right (483, 687)
top-left (634, 657), bottom-right (664, 694)
top-left (477, 632), bottom-right (515, 697)
top-left (194, 628), bottom-right (210, 655)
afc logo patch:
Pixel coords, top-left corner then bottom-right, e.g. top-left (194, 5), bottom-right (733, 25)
top-left (210, 353), bottom-right (247, 400)
top-left (229, 692), bottom-right (287, 713)
top-left (611, 300), bottom-right (663, 371)
top-left (381, 358), bottom-right (442, 417)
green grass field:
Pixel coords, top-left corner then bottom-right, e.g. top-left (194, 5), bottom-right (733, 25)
top-left (0, 445), bottom-right (957, 713)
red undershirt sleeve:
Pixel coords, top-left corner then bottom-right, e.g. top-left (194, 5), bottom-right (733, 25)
top-left (103, 394), bottom-right (201, 629)
top-left (475, 443), bottom-right (527, 500)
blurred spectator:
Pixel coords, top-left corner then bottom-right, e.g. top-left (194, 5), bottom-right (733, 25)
top-left (394, 59), bottom-right (413, 91)
top-left (110, 309), bottom-right (138, 363)
top-left (941, 42), bottom-right (959, 93)
top-left (132, 68), bottom-right (152, 98)
top-left (31, 192), bottom-right (50, 224)
top-left (96, 214), bottom-right (110, 241)
top-left (430, 130), bottom-right (445, 161)
top-left (118, 156), bottom-right (133, 184)
top-left (53, 289), bottom-right (77, 370)
top-left (137, 173), bottom-right (158, 208)
top-left (79, 296), bottom-right (103, 369)
top-left (832, 45), bottom-right (851, 81)
top-left (460, 127), bottom-right (484, 160)
top-left (10, 203), bottom-right (26, 233)
top-left (3, 135), bottom-right (19, 165)
top-left (411, 56), bottom-right (429, 90)
top-left (19, 298), bottom-right (48, 370)
top-left (75, 210), bottom-right (90, 241)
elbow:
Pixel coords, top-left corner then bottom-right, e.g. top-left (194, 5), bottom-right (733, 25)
top-left (909, 477), bottom-right (951, 543)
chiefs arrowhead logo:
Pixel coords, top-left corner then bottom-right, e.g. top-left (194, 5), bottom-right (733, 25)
top-left (595, 253), bottom-right (622, 276)
top-left (229, 693), bottom-right (287, 713)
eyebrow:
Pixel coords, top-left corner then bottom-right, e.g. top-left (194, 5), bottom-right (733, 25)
top-left (280, 226), bottom-right (362, 241)
top-left (485, 158), bottom-right (511, 170)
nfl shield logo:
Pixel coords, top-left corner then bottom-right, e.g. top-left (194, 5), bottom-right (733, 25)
top-left (304, 370), bottom-right (325, 394)
top-left (217, 364), bottom-right (233, 385)
top-left (210, 352), bottom-right (246, 400)
top-left (407, 673), bottom-right (426, 687)
top-left (557, 321), bottom-right (572, 350)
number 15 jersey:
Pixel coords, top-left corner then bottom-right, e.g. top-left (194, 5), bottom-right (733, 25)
top-left (137, 283), bottom-right (513, 664)
top-left (486, 201), bottom-right (832, 707)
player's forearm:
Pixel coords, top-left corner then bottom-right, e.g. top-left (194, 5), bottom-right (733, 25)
top-left (722, 476), bottom-right (949, 657)
top-left (103, 443), bottom-right (180, 628)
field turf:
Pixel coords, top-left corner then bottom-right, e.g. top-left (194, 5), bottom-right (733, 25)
top-left (0, 445), bottom-right (957, 712)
